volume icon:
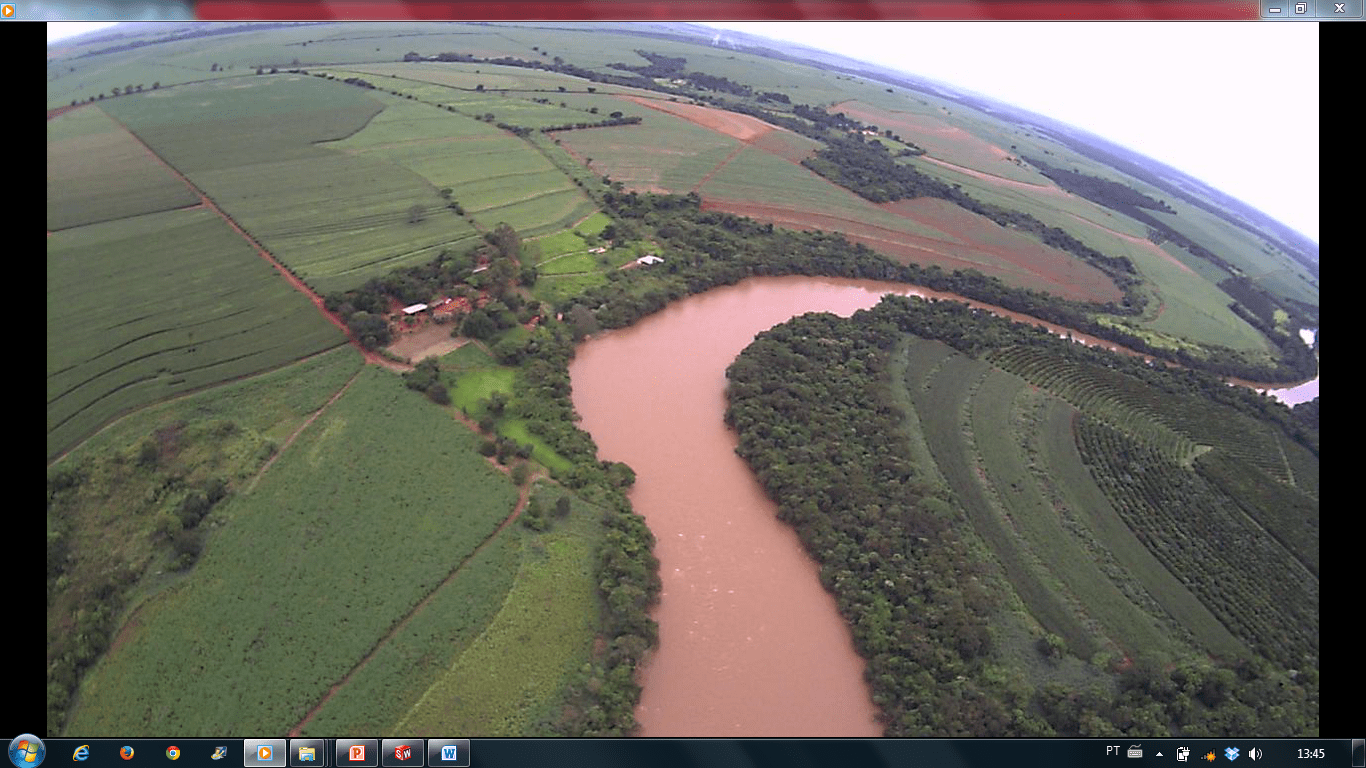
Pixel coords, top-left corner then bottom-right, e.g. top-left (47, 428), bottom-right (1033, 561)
top-left (1248, 748), bottom-right (1263, 761)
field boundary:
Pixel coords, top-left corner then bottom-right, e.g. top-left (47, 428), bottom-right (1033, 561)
top-left (99, 107), bottom-right (410, 374)
top-left (245, 368), bottom-right (363, 494)
top-left (288, 476), bottom-right (537, 736)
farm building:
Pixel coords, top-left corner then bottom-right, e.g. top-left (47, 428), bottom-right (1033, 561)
top-left (588, 247), bottom-right (607, 254)
top-left (402, 303), bottom-right (429, 315)
top-left (636, 255), bottom-right (664, 266)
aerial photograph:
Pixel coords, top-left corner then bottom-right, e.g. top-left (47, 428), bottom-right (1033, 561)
top-left (46, 21), bottom-right (1318, 739)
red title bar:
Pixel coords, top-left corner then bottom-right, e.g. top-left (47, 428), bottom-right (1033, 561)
top-left (196, 2), bottom-right (1260, 21)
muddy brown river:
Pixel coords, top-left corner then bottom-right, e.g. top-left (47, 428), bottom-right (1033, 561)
top-left (567, 275), bottom-right (1315, 737)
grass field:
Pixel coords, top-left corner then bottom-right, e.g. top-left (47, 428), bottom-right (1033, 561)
top-left (394, 481), bottom-right (603, 735)
top-left (441, 364), bottom-right (573, 474)
top-left (47, 107), bottom-right (200, 231)
top-left (65, 367), bottom-right (520, 734)
top-left (47, 207), bottom-right (347, 460)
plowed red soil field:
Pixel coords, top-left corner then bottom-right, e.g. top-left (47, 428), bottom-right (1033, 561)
top-left (701, 195), bottom-right (1122, 304)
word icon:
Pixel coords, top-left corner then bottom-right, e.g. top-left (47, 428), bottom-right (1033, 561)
top-left (440, 746), bottom-right (457, 762)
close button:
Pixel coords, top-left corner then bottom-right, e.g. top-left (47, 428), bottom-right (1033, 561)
top-left (1317, 0), bottom-right (1362, 14)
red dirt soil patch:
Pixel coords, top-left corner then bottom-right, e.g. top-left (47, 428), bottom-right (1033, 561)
top-left (833, 101), bottom-right (1012, 164)
top-left (618, 95), bottom-right (776, 142)
top-left (702, 196), bottom-right (1122, 304)
top-left (48, 104), bottom-right (87, 121)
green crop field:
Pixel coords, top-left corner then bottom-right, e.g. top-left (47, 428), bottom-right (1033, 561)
top-left (297, 525), bottom-right (522, 735)
top-left (47, 107), bottom-right (199, 231)
top-left (903, 347), bottom-right (1099, 659)
top-left (1076, 418), bottom-right (1317, 670)
top-left (395, 482), bottom-right (603, 735)
top-left (556, 109), bottom-right (739, 193)
top-left (99, 77), bottom-right (484, 295)
top-left (969, 370), bottom-right (1182, 661)
top-left (528, 230), bottom-right (589, 262)
top-left (65, 367), bottom-right (521, 734)
top-left (700, 144), bottom-right (950, 241)
top-left (1032, 399), bottom-right (1246, 659)
top-left (47, 208), bottom-right (347, 460)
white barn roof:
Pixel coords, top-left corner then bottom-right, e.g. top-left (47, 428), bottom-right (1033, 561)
top-left (402, 303), bottom-right (429, 315)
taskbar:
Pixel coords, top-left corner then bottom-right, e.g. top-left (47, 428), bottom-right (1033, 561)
top-left (16, 737), bottom-right (1363, 768)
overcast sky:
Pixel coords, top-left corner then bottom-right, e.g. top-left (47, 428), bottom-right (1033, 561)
top-left (49, 21), bottom-right (1318, 244)
top-left (706, 23), bottom-right (1318, 245)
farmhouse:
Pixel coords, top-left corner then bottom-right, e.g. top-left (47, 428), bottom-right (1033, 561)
top-left (636, 255), bottom-right (663, 266)
top-left (402, 303), bottom-right (428, 315)
top-left (588, 247), bottom-right (607, 254)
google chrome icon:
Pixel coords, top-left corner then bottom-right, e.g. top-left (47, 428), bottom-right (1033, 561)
top-left (165, 748), bottom-right (180, 761)
top-left (8, 735), bottom-right (45, 768)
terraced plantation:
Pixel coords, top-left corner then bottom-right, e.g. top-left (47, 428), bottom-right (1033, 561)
top-left (50, 20), bottom-right (1316, 741)
top-left (47, 207), bottom-right (346, 460)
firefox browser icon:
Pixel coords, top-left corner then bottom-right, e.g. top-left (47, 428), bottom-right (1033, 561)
top-left (120, 747), bottom-right (135, 761)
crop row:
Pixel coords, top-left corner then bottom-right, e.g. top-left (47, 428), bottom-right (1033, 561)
top-left (990, 346), bottom-right (1292, 481)
top-left (908, 350), bottom-right (1099, 659)
top-left (968, 370), bottom-right (1178, 660)
top-left (988, 346), bottom-right (1200, 464)
top-left (46, 209), bottom-right (345, 459)
top-left (1075, 417), bottom-right (1317, 669)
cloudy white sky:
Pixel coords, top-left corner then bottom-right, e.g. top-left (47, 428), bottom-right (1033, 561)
top-left (707, 23), bottom-right (1318, 244)
top-left (49, 21), bottom-right (1318, 243)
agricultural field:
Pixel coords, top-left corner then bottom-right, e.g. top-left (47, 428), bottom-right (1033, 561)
top-left (902, 346), bottom-right (1100, 659)
top-left (47, 207), bottom-right (347, 460)
top-left (47, 107), bottom-right (199, 230)
top-left (98, 75), bottom-right (484, 295)
top-left (395, 482), bottom-right (604, 735)
top-left (46, 345), bottom-right (367, 735)
top-left (895, 330), bottom-right (1317, 671)
top-left (296, 522), bottom-right (522, 734)
top-left (64, 367), bottom-right (521, 734)
top-left (968, 369), bottom-right (1181, 661)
